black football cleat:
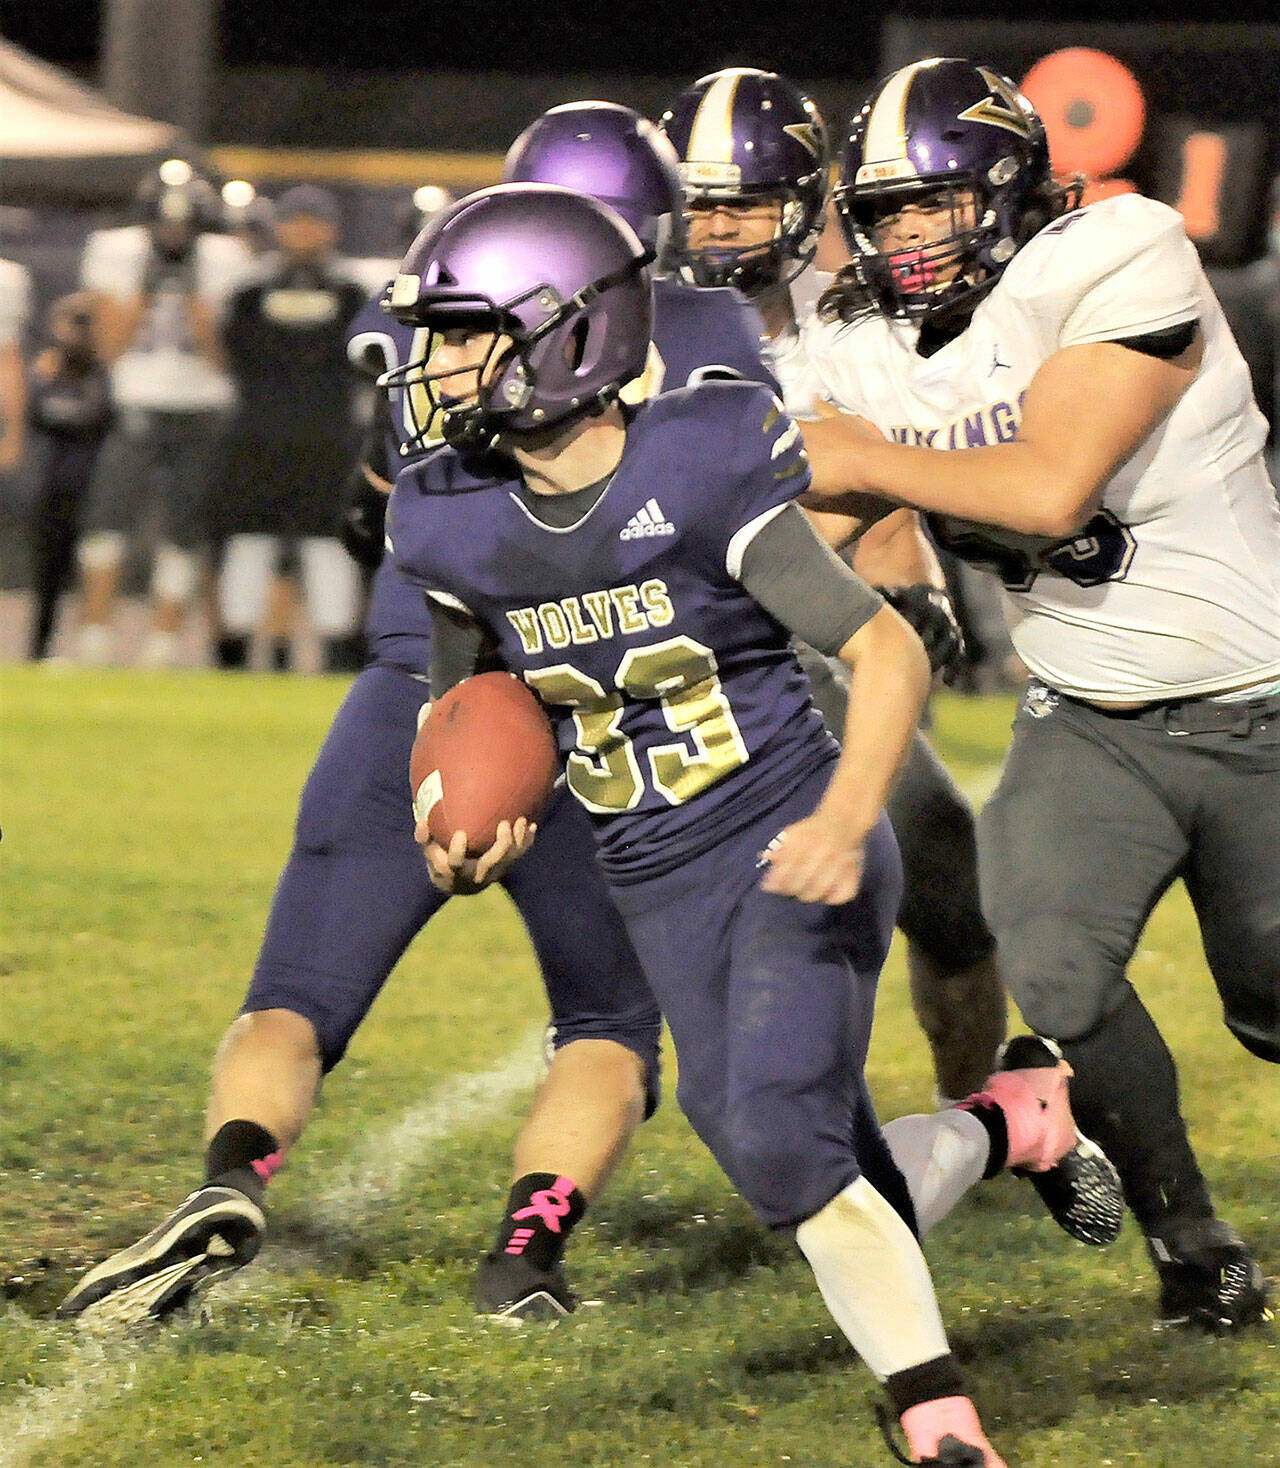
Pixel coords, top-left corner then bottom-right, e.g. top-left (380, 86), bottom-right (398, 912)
top-left (474, 1250), bottom-right (576, 1322)
top-left (924, 1441), bottom-right (987, 1468)
top-left (1149, 1219), bottom-right (1273, 1333)
top-left (996, 1035), bottom-right (1125, 1247)
top-left (57, 1185), bottom-right (265, 1327)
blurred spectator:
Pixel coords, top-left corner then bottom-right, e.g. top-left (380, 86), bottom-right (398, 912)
top-left (75, 160), bottom-right (251, 666)
top-left (214, 185), bottom-right (369, 673)
top-left (221, 179), bottom-right (277, 260)
top-left (0, 255), bottom-right (31, 479)
top-left (25, 293), bottom-right (114, 661)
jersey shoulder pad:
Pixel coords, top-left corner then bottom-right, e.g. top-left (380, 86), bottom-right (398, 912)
top-left (1002, 194), bottom-right (1200, 348)
top-left (346, 283), bottom-right (400, 373)
top-left (644, 380), bottom-right (808, 570)
top-left (401, 441), bottom-right (514, 498)
top-left (653, 275), bottom-right (773, 387)
top-left (788, 265), bottom-right (831, 328)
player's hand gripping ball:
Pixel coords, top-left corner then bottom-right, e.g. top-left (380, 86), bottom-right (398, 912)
top-left (410, 672), bottom-right (558, 858)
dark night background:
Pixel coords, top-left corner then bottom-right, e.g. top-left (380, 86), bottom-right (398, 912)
top-left (3, 0), bottom-right (1278, 73)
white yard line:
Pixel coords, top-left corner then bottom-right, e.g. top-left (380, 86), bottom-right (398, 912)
top-left (0, 1028), bottom-right (545, 1468)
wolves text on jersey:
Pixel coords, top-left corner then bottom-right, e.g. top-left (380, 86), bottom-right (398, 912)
top-left (506, 579), bottom-right (675, 656)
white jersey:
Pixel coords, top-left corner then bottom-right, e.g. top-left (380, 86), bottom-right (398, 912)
top-left (766, 265), bottom-right (829, 420)
top-left (0, 257), bottom-right (31, 346)
top-left (81, 225), bottom-right (252, 412)
top-left (802, 194), bottom-right (1280, 703)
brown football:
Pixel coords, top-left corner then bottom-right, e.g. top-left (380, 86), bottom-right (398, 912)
top-left (410, 672), bottom-right (559, 856)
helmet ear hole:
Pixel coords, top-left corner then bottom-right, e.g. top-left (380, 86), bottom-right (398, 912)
top-left (565, 316), bottom-right (591, 374)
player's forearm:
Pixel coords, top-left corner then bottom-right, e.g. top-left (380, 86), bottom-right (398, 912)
top-left (808, 419), bottom-right (1094, 539)
top-left (822, 605), bottom-right (930, 840)
top-left (851, 508), bottom-right (944, 589)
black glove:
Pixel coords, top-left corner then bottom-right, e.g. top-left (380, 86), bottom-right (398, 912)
top-left (879, 583), bottom-right (967, 683)
top-left (341, 475), bottom-right (389, 569)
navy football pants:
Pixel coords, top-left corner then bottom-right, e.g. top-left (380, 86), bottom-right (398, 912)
top-left (243, 663), bottom-right (662, 1098)
top-left (609, 765), bottom-right (911, 1231)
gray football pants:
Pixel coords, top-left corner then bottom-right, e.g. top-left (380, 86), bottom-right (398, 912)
top-left (978, 684), bottom-right (1280, 1061)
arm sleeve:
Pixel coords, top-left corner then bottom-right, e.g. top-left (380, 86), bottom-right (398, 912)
top-left (739, 503), bottom-right (885, 655)
top-left (427, 595), bottom-right (490, 700)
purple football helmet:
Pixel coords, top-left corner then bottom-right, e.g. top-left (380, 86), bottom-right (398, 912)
top-left (659, 67), bottom-right (829, 295)
top-left (383, 184), bottom-right (652, 450)
top-left (833, 58), bottom-right (1051, 323)
top-left (503, 102), bottom-right (685, 263)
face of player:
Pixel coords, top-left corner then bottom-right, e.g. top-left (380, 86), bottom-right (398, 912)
top-left (685, 195), bottom-right (783, 260)
top-left (867, 185), bottom-right (979, 293)
top-left (425, 326), bottom-right (510, 408)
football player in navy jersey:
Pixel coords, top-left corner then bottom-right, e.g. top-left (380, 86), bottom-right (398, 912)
top-left (799, 57), bottom-right (1280, 1331)
top-left (662, 67), bottom-right (1007, 1103)
top-left (58, 110), bottom-right (781, 1333)
top-left (385, 181), bottom-right (1121, 1468)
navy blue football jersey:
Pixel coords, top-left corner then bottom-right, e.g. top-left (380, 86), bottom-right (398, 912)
top-left (348, 276), bottom-right (776, 676)
top-left (388, 380), bottom-right (834, 882)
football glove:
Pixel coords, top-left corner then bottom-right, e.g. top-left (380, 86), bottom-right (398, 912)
top-left (880, 583), bottom-right (967, 683)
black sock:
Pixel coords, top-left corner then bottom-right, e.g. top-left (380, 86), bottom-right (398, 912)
top-left (269, 638), bottom-right (293, 672)
top-left (953, 1094), bottom-right (1009, 1179)
top-left (490, 1173), bottom-right (586, 1273)
top-left (885, 1353), bottom-right (968, 1416)
top-left (1058, 990), bottom-right (1214, 1237)
top-left (204, 1119), bottom-right (280, 1208)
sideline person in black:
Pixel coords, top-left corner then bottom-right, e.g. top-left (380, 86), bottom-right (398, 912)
top-left (216, 186), bottom-right (369, 672)
top-left (26, 294), bottom-right (114, 661)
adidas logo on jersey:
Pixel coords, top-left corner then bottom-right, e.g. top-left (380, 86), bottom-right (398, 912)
top-left (619, 498), bottom-right (675, 540)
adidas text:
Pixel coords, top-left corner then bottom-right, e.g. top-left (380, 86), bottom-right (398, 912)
top-left (620, 498), bottom-right (675, 540)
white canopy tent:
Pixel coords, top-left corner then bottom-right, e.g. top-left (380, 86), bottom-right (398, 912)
top-left (0, 37), bottom-right (190, 205)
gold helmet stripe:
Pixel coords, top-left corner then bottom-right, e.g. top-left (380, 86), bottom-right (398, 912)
top-left (686, 68), bottom-right (749, 166)
top-left (862, 60), bottom-right (929, 174)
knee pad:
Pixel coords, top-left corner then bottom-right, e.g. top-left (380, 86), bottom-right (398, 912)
top-left (998, 916), bottom-right (1128, 1043)
top-left (151, 544), bottom-right (199, 603)
top-left (77, 530), bottom-right (126, 571)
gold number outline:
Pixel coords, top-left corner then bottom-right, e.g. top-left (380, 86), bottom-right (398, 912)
top-left (522, 663), bottom-right (644, 813)
top-left (617, 636), bottom-right (750, 806)
top-left (525, 636), bottom-right (748, 812)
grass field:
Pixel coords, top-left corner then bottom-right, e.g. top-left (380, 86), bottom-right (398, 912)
top-left (2, 666), bottom-right (1277, 1468)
